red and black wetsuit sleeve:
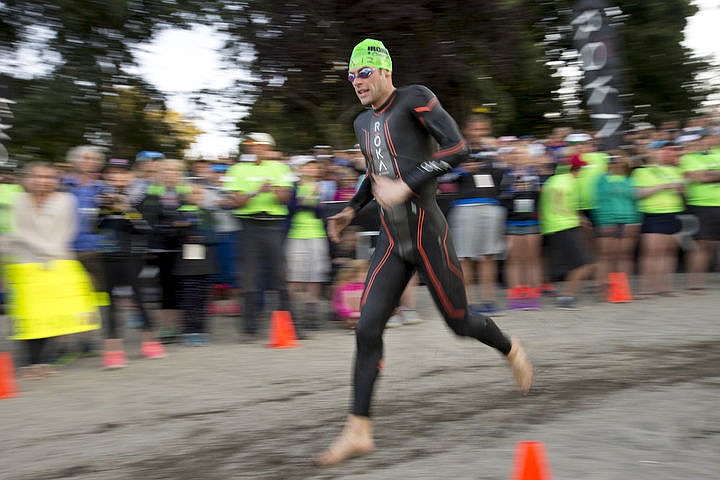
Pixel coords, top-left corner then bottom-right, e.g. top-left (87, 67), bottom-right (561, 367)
top-left (400, 85), bottom-right (468, 191)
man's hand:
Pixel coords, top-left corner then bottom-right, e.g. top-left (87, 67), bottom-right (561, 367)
top-left (327, 206), bottom-right (355, 243)
top-left (371, 174), bottom-right (412, 209)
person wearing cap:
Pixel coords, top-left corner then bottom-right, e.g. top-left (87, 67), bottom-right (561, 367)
top-left (136, 159), bottom-right (192, 345)
top-left (96, 158), bottom-right (165, 367)
top-left (678, 130), bottom-right (720, 292)
top-left (285, 155), bottom-right (330, 330)
top-left (314, 38), bottom-right (532, 466)
top-left (631, 140), bottom-right (686, 297)
top-left (128, 151), bottom-right (164, 206)
top-left (564, 133), bottom-right (608, 290)
top-left (571, 133), bottom-right (609, 217)
top-left (539, 154), bottom-right (596, 309)
top-left (226, 132), bottom-right (295, 338)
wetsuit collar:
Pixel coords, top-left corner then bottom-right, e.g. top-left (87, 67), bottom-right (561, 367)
top-left (373, 88), bottom-right (397, 113)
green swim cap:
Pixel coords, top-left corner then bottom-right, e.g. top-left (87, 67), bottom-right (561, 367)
top-left (348, 38), bottom-right (392, 71)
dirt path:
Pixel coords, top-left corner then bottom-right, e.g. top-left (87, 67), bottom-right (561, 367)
top-left (1, 279), bottom-right (718, 479)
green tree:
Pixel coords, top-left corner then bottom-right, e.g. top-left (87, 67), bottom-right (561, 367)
top-left (540, 0), bottom-right (713, 128)
top-left (230, 0), bottom-right (561, 150)
top-left (0, 0), bottom-right (220, 162)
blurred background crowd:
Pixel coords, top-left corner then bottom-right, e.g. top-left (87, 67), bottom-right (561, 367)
top-left (0, 0), bottom-right (719, 376)
top-left (1, 113), bottom-right (718, 376)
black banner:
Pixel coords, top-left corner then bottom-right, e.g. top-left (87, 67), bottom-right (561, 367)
top-left (572, 0), bottom-right (625, 150)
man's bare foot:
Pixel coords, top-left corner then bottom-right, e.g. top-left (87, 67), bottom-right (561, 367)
top-left (313, 414), bottom-right (375, 466)
top-left (507, 338), bottom-right (533, 395)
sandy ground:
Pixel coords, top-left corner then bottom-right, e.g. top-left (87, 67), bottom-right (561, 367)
top-left (1, 276), bottom-right (719, 480)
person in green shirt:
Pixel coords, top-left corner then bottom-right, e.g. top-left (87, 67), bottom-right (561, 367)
top-left (564, 133), bottom-right (608, 294)
top-left (592, 151), bottom-right (641, 298)
top-left (286, 155), bottom-right (330, 331)
top-left (539, 154), bottom-right (595, 309)
top-left (576, 142), bottom-right (609, 214)
top-left (631, 141), bottom-right (686, 297)
top-left (679, 132), bottom-right (720, 292)
top-left (226, 132), bottom-right (295, 338)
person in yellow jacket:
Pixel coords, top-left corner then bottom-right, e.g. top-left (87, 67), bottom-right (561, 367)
top-left (3, 162), bottom-right (99, 378)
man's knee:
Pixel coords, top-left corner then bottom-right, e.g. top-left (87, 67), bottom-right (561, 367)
top-left (445, 312), bottom-right (472, 337)
top-left (354, 316), bottom-right (384, 346)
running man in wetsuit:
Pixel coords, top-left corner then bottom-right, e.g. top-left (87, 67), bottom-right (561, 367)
top-left (314, 39), bottom-right (533, 466)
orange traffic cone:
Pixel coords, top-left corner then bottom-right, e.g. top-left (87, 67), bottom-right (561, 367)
top-left (606, 272), bottom-right (632, 303)
top-left (266, 310), bottom-right (299, 348)
top-left (0, 352), bottom-right (18, 399)
top-left (511, 441), bottom-right (551, 480)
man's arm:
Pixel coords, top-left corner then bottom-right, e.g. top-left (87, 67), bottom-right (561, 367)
top-left (347, 175), bottom-right (373, 213)
top-left (402, 85), bottom-right (469, 192)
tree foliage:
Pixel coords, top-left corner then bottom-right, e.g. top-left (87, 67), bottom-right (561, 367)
top-left (0, 0), bottom-right (715, 160)
top-left (0, 0), bottom-right (217, 162)
top-left (538, 0), bottom-right (712, 128)
top-left (233, 0), bottom-right (715, 150)
top-left (231, 0), bottom-right (562, 151)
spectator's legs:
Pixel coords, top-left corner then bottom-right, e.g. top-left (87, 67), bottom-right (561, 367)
top-left (686, 239), bottom-right (714, 290)
top-left (618, 225), bottom-right (640, 278)
top-left (459, 258), bottom-right (477, 304)
top-left (639, 233), bottom-right (675, 295)
top-left (595, 230), bottom-right (613, 294)
top-left (478, 254), bottom-right (498, 304)
top-left (179, 275), bottom-right (211, 334)
top-left (240, 221), bottom-right (260, 335)
top-left (561, 264), bottom-right (595, 297)
top-left (25, 338), bottom-right (47, 366)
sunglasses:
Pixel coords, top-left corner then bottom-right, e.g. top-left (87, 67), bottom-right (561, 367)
top-left (347, 67), bottom-right (376, 83)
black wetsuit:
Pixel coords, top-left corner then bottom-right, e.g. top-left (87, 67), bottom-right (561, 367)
top-left (347, 85), bottom-right (512, 417)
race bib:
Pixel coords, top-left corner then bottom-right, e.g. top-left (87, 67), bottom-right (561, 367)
top-left (473, 174), bottom-right (494, 188)
top-left (514, 198), bottom-right (534, 213)
top-left (183, 244), bottom-right (206, 260)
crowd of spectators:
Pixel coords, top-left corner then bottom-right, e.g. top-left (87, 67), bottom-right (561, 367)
top-left (2, 113), bottom-right (719, 375)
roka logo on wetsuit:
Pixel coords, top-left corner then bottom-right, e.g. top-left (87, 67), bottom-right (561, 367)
top-left (372, 120), bottom-right (391, 176)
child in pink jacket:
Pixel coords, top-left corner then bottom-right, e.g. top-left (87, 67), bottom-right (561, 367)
top-left (332, 259), bottom-right (368, 329)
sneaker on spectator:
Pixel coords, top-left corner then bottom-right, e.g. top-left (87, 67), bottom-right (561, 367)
top-left (555, 296), bottom-right (578, 310)
top-left (141, 341), bottom-right (166, 359)
top-left (157, 328), bottom-right (180, 344)
top-left (468, 304), bottom-right (483, 316)
top-left (541, 283), bottom-right (558, 296)
top-left (484, 302), bottom-right (505, 316)
top-left (523, 296), bottom-right (542, 310)
top-left (102, 351), bottom-right (127, 370)
top-left (125, 310), bottom-right (143, 329)
top-left (182, 333), bottom-right (198, 346)
top-left (386, 313), bottom-right (405, 328)
top-left (470, 302), bottom-right (503, 316)
top-left (398, 308), bottom-right (423, 325)
top-left (194, 333), bottom-right (210, 346)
